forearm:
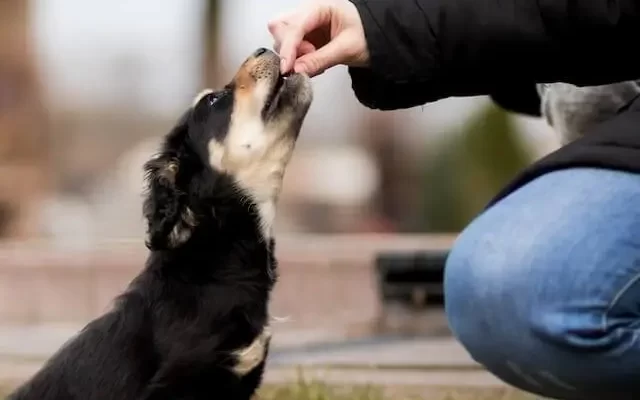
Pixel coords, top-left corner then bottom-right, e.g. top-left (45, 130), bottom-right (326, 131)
top-left (349, 0), bottom-right (640, 110)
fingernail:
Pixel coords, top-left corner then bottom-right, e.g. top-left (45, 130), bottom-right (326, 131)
top-left (280, 58), bottom-right (287, 73)
top-left (293, 62), bottom-right (306, 75)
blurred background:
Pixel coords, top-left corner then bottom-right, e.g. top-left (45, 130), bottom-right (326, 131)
top-left (0, 0), bottom-right (562, 244)
top-left (0, 0), bottom-right (561, 390)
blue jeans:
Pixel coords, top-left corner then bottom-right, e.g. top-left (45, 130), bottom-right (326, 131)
top-left (445, 168), bottom-right (640, 400)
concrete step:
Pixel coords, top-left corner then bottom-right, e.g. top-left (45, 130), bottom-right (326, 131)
top-left (0, 235), bottom-right (455, 332)
top-left (269, 336), bottom-right (478, 368)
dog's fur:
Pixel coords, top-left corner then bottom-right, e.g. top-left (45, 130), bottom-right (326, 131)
top-left (8, 48), bottom-right (312, 400)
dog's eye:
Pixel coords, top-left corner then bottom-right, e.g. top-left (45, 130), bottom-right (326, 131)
top-left (208, 93), bottom-right (223, 106)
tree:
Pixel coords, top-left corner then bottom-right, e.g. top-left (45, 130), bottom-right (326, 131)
top-left (0, 0), bottom-right (50, 238)
top-left (202, 0), bottom-right (221, 88)
top-left (420, 103), bottom-right (534, 232)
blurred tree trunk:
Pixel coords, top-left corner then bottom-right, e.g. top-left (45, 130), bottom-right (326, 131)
top-left (360, 112), bottom-right (416, 232)
top-left (362, 113), bottom-right (398, 227)
top-left (0, 0), bottom-right (50, 238)
top-left (203, 0), bottom-right (222, 88)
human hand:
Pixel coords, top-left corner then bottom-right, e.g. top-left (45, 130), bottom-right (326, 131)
top-left (268, 0), bottom-right (370, 77)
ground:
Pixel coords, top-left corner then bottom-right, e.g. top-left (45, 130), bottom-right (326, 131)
top-left (260, 380), bottom-right (534, 400)
top-left (0, 325), bottom-right (537, 399)
top-left (0, 379), bottom-right (534, 400)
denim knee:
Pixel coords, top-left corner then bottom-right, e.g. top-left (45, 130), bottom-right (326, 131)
top-left (444, 168), bottom-right (640, 398)
top-left (444, 220), bottom-right (541, 365)
top-left (445, 226), bottom-right (638, 359)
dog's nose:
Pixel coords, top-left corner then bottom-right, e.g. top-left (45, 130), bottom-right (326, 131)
top-left (253, 48), bottom-right (268, 57)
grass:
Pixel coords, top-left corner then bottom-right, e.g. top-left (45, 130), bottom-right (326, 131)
top-left (257, 372), bottom-right (534, 400)
top-left (259, 383), bottom-right (533, 400)
top-left (1, 376), bottom-right (535, 400)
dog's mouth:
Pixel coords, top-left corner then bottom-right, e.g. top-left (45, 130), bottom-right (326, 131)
top-left (262, 71), bottom-right (297, 119)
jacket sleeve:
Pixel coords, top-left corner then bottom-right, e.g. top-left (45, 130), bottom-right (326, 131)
top-left (348, 0), bottom-right (640, 111)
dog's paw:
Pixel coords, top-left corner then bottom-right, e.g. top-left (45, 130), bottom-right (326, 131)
top-left (231, 327), bottom-right (271, 376)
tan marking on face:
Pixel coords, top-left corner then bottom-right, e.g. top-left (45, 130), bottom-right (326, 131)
top-left (233, 60), bottom-right (273, 118)
top-left (205, 50), bottom-right (312, 238)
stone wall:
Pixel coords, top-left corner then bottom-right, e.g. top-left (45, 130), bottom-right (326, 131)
top-left (0, 235), bottom-right (455, 333)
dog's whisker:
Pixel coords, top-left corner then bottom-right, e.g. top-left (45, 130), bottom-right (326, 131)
top-left (270, 315), bottom-right (292, 324)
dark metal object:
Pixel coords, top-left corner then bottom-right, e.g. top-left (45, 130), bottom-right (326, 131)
top-left (374, 250), bottom-right (450, 336)
top-left (376, 251), bottom-right (448, 308)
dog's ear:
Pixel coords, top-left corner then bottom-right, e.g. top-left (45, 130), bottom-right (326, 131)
top-left (143, 112), bottom-right (198, 250)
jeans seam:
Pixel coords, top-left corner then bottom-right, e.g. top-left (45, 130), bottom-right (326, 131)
top-left (603, 270), bottom-right (640, 332)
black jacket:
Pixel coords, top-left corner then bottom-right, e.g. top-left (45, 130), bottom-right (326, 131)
top-left (347, 0), bottom-right (640, 206)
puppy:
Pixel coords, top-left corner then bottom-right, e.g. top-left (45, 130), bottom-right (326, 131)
top-left (8, 48), bottom-right (312, 400)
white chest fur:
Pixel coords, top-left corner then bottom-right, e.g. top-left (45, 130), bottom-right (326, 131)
top-left (231, 326), bottom-right (271, 376)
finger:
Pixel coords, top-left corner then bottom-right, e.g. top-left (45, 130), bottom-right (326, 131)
top-left (268, 10), bottom-right (298, 54)
top-left (267, 11), bottom-right (295, 35)
top-left (278, 32), bottom-right (305, 73)
top-left (269, 21), bottom-right (289, 53)
top-left (278, 6), bottom-right (330, 73)
top-left (270, 19), bottom-right (309, 55)
top-left (293, 35), bottom-right (347, 77)
top-left (269, 12), bottom-right (303, 71)
top-left (268, 20), bottom-right (286, 37)
top-left (298, 41), bottom-right (316, 56)
top-left (272, 39), bottom-right (315, 63)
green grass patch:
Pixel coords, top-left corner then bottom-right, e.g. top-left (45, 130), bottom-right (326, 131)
top-left (1, 377), bottom-right (534, 400)
top-left (258, 373), bottom-right (534, 400)
top-left (259, 382), bottom-right (533, 400)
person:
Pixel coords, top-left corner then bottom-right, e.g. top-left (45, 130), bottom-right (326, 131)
top-left (269, 1), bottom-right (640, 399)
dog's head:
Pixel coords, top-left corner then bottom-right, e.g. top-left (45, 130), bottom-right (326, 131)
top-left (143, 48), bottom-right (312, 250)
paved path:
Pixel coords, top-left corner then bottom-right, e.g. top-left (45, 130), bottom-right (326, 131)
top-left (270, 336), bottom-right (477, 368)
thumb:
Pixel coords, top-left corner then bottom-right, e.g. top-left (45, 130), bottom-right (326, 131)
top-left (293, 35), bottom-right (350, 77)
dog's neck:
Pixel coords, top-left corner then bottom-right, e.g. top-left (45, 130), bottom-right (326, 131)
top-left (152, 213), bottom-right (276, 285)
top-left (232, 166), bottom-right (288, 241)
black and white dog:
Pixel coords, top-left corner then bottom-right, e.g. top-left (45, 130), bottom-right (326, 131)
top-left (8, 48), bottom-right (312, 400)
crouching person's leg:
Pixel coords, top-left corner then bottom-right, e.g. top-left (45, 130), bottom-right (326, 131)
top-left (445, 168), bottom-right (640, 400)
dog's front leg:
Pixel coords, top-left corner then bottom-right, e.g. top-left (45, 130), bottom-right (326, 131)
top-left (137, 362), bottom-right (190, 400)
top-left (138, 347), bottom-right (242, 400)
top-left (230, 327), bottom-right (271, 376)
top-left (139, 366), bottom-right (242, 400)
top-left (139, 328), bottom-right (271, 400)
top-left (138, 340), bottom-right (226, 400)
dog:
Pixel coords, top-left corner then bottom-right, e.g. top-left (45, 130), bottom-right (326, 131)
top-left (8, 47), bottom-right (313, 400)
